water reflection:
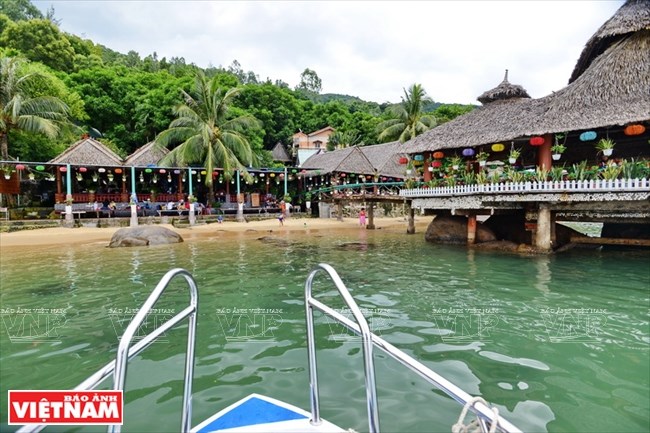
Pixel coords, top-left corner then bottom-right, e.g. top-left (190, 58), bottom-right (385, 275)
top-left (534, 255), bottom-right (552, 293)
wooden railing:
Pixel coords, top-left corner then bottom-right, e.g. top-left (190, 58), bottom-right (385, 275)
top-left (399, 178), bottom-right (650, 198)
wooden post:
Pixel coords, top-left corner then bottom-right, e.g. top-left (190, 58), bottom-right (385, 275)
top-left (535, 203), bottom-right (552, 252)
top-left (467, 214), bottom-right (477, 244)
top-left (407, 205), bottom-right (415, 234)
top-left (337, 200), bottom-right (343, 222)
top-left (367, 202), bottom-right (375, 230)
top-left (538, 133), bottom-right (553, 171)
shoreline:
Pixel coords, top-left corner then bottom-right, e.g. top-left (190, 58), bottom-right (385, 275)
top-left (0, 217), bottom-right (429, 249)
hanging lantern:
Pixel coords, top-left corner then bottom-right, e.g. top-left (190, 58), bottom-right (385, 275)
top-left (398, 157), bottom-right (408, 164)
top-left (15, 164), bottom-right (26, 171)
top-left (432, 160), bottom-right (443, 168)
top-left (340, 173), bottom-right (346, 177)
top-left (432, 152), bottom-right (444, 159)
top-left (159, 169), bottom-right (166, 174)
top-left (113, 168), bottom-right (122, 174)
top-left (174, 169), bottom-right (181, 174)
top-left (414, 154), bottom-right (424, 161)
top-left (462, 148), bottom-right (475, 157)
top-left (144, 168), bottom-right (152, 173)
top-left (98, 167), bottom-right (106, 173)
top-left (78, 166), bottom-right (87, 173)
top-left (624, 124), bottom-right (646, 136)
top-left (270, 173), bottom-right (275, 178)
top-left (529, 136), bottom-right (544, 146)
top-left (579, 131), bottom-right (597, 141)
top-left (260, 173), bottom-right (265, 177)
top-left (59, 166), bottom-right (67, 172)
top-left (201, 170), bottom-right (207, 175)
top-left (292, 169), bottom-right (298, 174)
top-left (36, 165), bottom-right (45, 171)
top-left (191, 170), bottom-right (197, 174)
top-left (491, 143), bottom-right (505, 152)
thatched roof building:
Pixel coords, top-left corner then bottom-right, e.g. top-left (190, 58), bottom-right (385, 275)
top-left (302, 141), bottom-right (406, 178)
top-left (407, 0), bottom-right (650, 154)
top-left (477, 69), bottom-right (531, 104)
top-left (271, 142), bottom-right (292, 163)
top-left (123, 141), bottom-right (169, 167)
top-left (49, 137), bottom-right (123, 166)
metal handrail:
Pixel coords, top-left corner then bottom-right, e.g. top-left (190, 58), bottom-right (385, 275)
top-left (304, 263), bottom-right (522, 433)
top-left (17, 268), bottom-right (199, 433)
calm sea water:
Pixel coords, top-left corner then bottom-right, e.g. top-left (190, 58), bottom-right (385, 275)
top-left (0, 228), bottom-right (648, 433)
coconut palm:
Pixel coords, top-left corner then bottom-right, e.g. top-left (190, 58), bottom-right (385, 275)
top-left (377, 83), bottom-right (437, 143)
top-left (0, 55), bottom-right (70, 161)
top-left (156, 71), bottom-right (261, 206)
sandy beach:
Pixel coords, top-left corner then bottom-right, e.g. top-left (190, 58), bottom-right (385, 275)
top-left (0, 216), bottom-right (430, 249)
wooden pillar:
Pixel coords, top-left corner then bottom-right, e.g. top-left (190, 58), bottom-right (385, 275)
top-left (423, 153), bottom-right (432, 182)
top-left (407, 205), bottom-right (415, 234)
top-left (367, 202), bottom-right (375, 230)
top-left (535, 203), bottom-right (552, 252)
top-left (337, 200), bottom-right (343, 222)
top-left (538, 134), bottom-right (553, 171)
top-left (467, 214), bottom-right (477, 244)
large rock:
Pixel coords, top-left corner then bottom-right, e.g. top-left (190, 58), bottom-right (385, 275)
top-left (109, 226), bottom-right (183, 248)
top-left (424, 216), bottom-right (496, 244)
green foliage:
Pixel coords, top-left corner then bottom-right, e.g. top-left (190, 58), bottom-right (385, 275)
top-left (432, 103), bottom-right (474, 123)
top-left (0, 0), bottom-right (43, 21)
top-left (551, 143), bottom-right (566, 154)
top-left (0, 19), bottom-right (76, 72)
top-left (568, 161), bottom-right (591, 181)
top-left (620, 158), bottom-right (649, 179)
top-left (549, 166), bottom-right (565, 181)
top-left (377, 83), bottom-right (436, 143)
top-left (595, 138), bottom-right (615, 151)
top-left (296, 68), bottom-right (322, 94)
top-left (600, 161), bottom-right (622, 180)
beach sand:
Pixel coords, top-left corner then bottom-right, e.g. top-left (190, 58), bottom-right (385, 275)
top-left (0, 216), bottom-right (430, 249)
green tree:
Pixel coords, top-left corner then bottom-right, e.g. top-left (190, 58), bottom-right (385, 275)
top-left (0, 0), bottom-right (43, 21)
top-left (0, 18), bottom-right (76, 72)
top-left (0, 55), bottom-right (70, 161)
top-left (433, 103), bottom-right (475, 124)
top-left (296, 68), bottom-right (322, 94)
top-left (377, 83), bottom-right (437, 143)
top-left (155, 71), bottom-right (261, 205)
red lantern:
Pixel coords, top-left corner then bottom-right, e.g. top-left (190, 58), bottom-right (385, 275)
top-left (529, 136), bottom-right (544, 146)
top-left (624, 124), bottom-right (646, 136)
top-left (114, 168), bottom-right (123, 174)
top-left (78, 167), bottom-right (87, 173)
top-left (432, 160), bottom-right (443, 168)
top-left (398, 157), bottom-right (408, 164)
top-left (340, 173), bottom-right (346, 177)
top-left (15, 164), bottom-right (25, 170)
top-left (59, 166), bottom-right (67, 172)
top-left (432, 151), bottom-right (444, 159)
top-left (159, 169), bottom-right (166, 174)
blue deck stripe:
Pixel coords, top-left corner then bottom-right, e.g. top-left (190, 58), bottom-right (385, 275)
top-left (196, 396), bottom-right (307, 432)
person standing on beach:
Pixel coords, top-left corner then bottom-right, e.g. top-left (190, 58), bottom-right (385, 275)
top-left (359, 207), bottom-right (366, 227)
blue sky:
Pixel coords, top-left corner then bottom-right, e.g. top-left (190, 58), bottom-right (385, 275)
top-left (34, 0), bottom-right (624, 105)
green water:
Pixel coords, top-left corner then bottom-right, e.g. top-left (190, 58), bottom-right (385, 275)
top-left (1, 230), bottom-right (648, 433)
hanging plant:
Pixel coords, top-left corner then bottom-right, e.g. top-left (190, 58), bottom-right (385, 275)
top-left (596, 138), bottom-right (615, 156)
top-left (508, 147), bottom-right (521, 164)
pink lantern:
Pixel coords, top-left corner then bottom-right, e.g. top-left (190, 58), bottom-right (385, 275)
top-left (59, 166), bottom-right (67, 172)
top-left (78, 167), bottom-right (87, 173)
top-left (15, 164), bottom-right (26, 170)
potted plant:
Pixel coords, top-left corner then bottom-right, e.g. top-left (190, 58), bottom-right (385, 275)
top-left (596, 138), bottom-right (615, 156)
top-left (508, 147), bottom-right (521, 165)
top-left (450, 156), bottom-right (463, 171)
top-left (551, 143), bottom-right (566, 160)
top-left (476, 151), bottom-right (489, 167)
top-left (304, 191), bottom-right (312, 209)
top-left (405, 161), bottom-right (414, 176)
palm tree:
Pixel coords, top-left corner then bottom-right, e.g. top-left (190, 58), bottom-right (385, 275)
top-left (156, 71), bottom-right (261, 206)
top-left (377, 83), bottom-right (437, 143)
top-left (0, 55), bottom-right (70, 161)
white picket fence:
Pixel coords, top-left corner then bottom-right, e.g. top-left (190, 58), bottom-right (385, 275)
top-left (399, 178), bottom-right (650, 198)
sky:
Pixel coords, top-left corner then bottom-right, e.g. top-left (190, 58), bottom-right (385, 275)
top-left (33, 0), bottom-right (625, 105)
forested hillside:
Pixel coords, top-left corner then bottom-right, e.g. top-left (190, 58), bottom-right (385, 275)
top-left (0, 0), bottom-right (474, 165)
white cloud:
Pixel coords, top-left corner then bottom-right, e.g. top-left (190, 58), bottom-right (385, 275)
top-left (34, 0), bottom-right (624, 104)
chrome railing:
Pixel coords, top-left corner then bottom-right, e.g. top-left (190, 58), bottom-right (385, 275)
top-left (304, 263), bottom-right (522, 433)
top-left (17, 268), bottom-right (199, 433)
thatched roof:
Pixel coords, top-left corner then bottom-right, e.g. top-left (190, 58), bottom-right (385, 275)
top-left (271, 142), bottom-right (292, 162)
top-left (570, 0), bottom-right (650, 83)
top-left (302, 142), bottom-right (407, 178)
top-left (477, 70), bottom-right (531, 104)
top-left (407, 1), bottom-right (650, 154)
top-left (124, 141), bottom-right (169, 166)
top-left (49, 137), bottom-right (123, 166)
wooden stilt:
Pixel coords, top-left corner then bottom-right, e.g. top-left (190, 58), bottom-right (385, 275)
top-left (407, 205), bottom-right (415, 234)
top-left (467, 214), bottom-right (477, 244)
top-left (367, 203), bottom-right (375, 229)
